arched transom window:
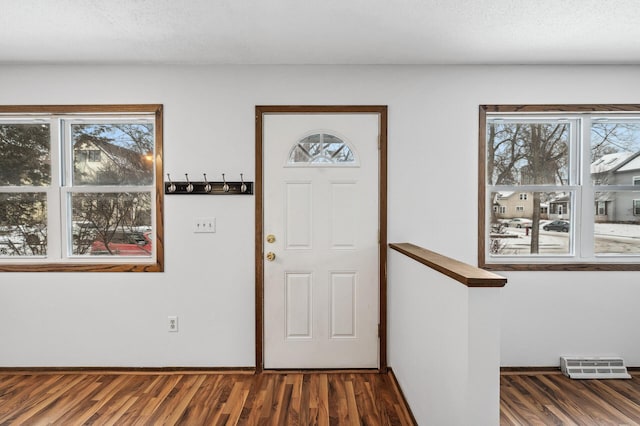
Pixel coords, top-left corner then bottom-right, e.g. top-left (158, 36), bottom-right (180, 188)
top-left (287, 133), bottom-right (356, 165)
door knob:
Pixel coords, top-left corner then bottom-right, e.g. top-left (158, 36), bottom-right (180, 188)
top-left (266, 234), bottom-right (276, 243)
top-left (266, 252), bottom-right (276, 261)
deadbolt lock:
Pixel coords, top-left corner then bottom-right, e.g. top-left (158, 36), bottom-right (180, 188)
top-left (266, 252), bottom-right (276, 261)
top-left (266, 234), bottom-right (276, 243)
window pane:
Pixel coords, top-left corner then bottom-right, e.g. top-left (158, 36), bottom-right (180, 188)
top-left (594, 191), bottom-right (640, 255)
top-left (288, 133), bottom-right (355, 165)
top-left (0, 193), bottom-right (47, 256)
top-left (490, 191), bottom-right (571, 256)
top-left (0, 123), bottom-right (50, 186)
top-left (70, 192), bottom-right (152, 256)
top-left (487, 122), bottom-right (569, 185)
top-left (72, 123), bottom-right (154, 185)
top-left (591, 122), bottom-right (640, 185)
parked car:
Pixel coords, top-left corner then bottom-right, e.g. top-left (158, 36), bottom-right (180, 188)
top-left (90, 231), bottom-right (152, 255)
top-left (543, 220), bottom-right (570, 232)
top-left (506, 218), bottom-right (532, 228)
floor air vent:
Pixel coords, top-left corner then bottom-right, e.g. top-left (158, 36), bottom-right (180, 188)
top-left (560, 356), bottom-right (631, 379)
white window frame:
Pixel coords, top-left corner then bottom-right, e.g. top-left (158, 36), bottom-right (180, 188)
top-left (479, 105), bottom-right (640, 271)
top-left (0, 105), bottom-right (163, 272)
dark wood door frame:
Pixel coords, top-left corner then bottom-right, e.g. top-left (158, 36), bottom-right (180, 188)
top-left (255, 105), bottom-right (388, 372)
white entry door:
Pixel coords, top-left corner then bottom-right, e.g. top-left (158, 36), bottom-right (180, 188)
top-left (263, 113), bottom-right (380, 369)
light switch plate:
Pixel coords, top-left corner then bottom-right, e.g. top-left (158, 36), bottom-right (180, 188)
top-left (193, 217), bottom-right (216, 233)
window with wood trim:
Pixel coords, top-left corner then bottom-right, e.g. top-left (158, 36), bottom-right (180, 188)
top-left (0, 105), bottom-right (163, 272)
top-left (480, 105), bottom-right (640, 270)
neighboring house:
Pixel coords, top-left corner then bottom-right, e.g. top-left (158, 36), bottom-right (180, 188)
top-left (591, 151), bottom-right (634, 185)
top-left (493, 151), bottom-right (640, 223)
top-left (74, 139), bottom-right (151, 185)
top-left (591, 151), bottom-right (640, 222)
top-left (72, 139), bottom-right (153, 247)
top-left (548, 193), bottom-right (570, 220)
top-left (493, 191), bottom-right (535, 219)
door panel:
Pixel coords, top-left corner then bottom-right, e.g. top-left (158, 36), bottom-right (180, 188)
top-left (263, 113), bottom-right (380, 369)
top-left (285, 272), bottom-right (313, 338)
top-left (330, 272), bottom-right (357, 338)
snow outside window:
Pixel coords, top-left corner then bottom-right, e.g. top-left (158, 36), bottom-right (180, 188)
top-left (480, 105), bottom-right (640, 270)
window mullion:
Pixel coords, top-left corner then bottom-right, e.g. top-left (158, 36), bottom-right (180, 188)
top-left (580, 115), bottom-right (595, 259)
top-left (59, 118), bottom-right (75, 260)
top-left (44, 118), bottom-right (63, 260)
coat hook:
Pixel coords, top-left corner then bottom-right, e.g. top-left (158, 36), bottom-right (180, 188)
top-left (167, 173), bottom-right (176, 193)
top-left (185, 173), bottom-right (194, 193)
top-left (240, 173), bottom-right (247, 193)
top-left (203, 173), bottom-right (212, 193)
top-left (222, 173), bottom-right (230, 192)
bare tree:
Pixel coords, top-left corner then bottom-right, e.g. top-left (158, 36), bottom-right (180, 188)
top-left (0, 124), bottom-right (49, 256)
top-left (73, 193), bottom-right (151, 255)
top-left (488, 122), bottom-right (569, 254)
top-left (591, 123), bottom-right (640, 163)
top-left (526, 124), bottom-right (568, 253)
top-left (70, 123), bottom-right (154, 255)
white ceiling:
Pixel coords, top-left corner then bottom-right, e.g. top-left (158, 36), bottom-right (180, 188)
top-left (2, 0), bottom-right (640, 65)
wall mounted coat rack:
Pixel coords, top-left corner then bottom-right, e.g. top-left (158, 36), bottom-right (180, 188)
top-left (165, 173), bottom-right (253, 195)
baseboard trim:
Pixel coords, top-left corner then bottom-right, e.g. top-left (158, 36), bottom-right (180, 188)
top-left (0, 366), bottom-right (256, 375)
top-left (500, 366), bottom-right (561, 374)
top-left (387, 367), bottom-right (419, 426)
top-left (262, 368), bottom-right (380, 374)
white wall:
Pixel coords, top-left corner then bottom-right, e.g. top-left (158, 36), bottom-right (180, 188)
top-left (388, 250), bottom-right (468, 425)
top-left (0, 65), bottom-right (639, 367)
top-left (388, 249), bottom-right (501, 425)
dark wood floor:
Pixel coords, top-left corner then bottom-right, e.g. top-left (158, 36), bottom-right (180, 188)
top-left (501, 371), bottom-right (640, 425)
top-left (2, 369), bottom-right (638, 425)
top-left (0, 370), bottom-right (415, 425)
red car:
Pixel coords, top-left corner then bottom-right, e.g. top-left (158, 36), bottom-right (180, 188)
top-left (90, 231), bottom-right (152, 256)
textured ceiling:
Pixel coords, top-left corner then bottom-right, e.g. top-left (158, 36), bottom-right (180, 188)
top-left (1, 0), bottom-right (639, 65)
